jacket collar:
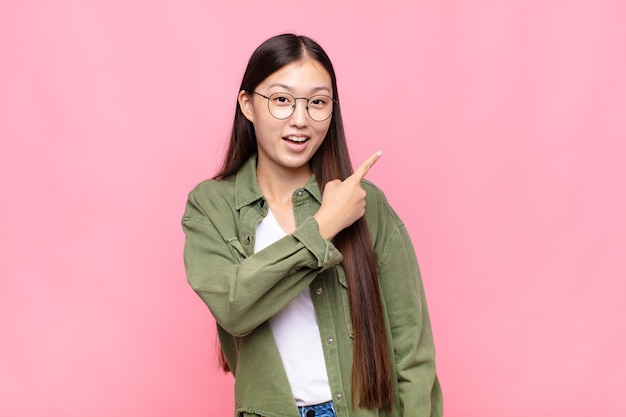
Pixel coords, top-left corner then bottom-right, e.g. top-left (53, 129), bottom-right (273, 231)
top-left (234, 154), bottom-right (322, 210)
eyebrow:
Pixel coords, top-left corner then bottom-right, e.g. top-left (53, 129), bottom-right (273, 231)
top-left (267, 83), bottom-right (332, 94)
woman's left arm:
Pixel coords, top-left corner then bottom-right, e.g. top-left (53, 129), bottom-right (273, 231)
top-left (370, 191), bottom-right (443, 416)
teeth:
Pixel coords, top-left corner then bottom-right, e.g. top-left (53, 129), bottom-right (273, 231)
top-left (286, 136), bottom-right (308, 143)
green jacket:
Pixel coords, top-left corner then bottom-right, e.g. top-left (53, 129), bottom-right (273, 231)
top-left (182, 155), bottom-right (443, 417)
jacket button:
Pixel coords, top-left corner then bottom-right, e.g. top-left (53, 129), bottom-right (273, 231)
top-left (244, 236), bottom-right (251, 244)
top-left (316, 287), bottom-right (323, 295)
top-left (296, 190), bottom-right (304, 197)
top-left (327, 338), bottom-right (334, 344)
top-left (336, 393), bottom-right (343, 400)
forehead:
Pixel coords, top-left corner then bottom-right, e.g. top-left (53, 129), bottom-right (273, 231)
top-left (259, 58), bottom-right (332, 93)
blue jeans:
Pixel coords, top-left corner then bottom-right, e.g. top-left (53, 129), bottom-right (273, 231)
top-left (297, 401), bottom-right (336, 417)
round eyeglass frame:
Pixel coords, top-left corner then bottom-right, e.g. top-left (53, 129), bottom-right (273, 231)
top-left (249, 90), bottom-right (337, 122)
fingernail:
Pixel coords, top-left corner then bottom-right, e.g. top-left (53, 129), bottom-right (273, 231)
top-left (377, 150), bottom-right (383, 157)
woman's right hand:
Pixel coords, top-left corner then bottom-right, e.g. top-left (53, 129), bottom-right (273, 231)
top-left (314, 151), bottom-right (382, 240)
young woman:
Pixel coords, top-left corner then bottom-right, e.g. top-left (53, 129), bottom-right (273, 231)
top-left (182, 33), bottom-right (443, 417)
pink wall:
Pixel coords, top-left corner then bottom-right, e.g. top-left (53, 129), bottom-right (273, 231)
top-left (1, 1), bottom-right (624, 416)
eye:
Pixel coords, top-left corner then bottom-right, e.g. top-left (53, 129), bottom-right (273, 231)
top-left (309, 96), bottom-right (330, 108)
top-left (270, 93), bottom-right (294, 106)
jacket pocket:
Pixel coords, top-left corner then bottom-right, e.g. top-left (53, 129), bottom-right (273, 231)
top-left (337, 267), bottom-right (354, 339)
top-left (227, 237), bottom-right (247, 261)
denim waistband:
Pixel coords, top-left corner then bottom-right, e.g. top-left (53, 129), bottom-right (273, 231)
top-left (297, 400), bottom-right (336, 417)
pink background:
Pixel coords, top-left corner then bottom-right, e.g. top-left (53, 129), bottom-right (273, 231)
top-left (1, 1), bottom-right (624, 416)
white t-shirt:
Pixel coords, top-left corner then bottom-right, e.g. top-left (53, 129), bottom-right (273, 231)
top-left (254, 209), bottom-right (332, 406)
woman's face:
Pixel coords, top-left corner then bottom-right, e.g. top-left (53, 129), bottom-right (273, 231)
top-left (239, 58), bottom-right (333, 177)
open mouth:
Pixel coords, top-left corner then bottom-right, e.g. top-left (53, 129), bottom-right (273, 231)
top-left (283, 135), bottom-right (309, 143)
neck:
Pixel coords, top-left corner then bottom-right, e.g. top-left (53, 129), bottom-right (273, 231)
top-left (256, 162), bottom-right (312, 205)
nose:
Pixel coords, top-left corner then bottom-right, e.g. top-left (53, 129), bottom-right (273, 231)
top-left (289, 98), bottom-right (309, 127)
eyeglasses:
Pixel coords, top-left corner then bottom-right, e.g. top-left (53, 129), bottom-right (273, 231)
top-left (250, 91), bottom-right (337, 122)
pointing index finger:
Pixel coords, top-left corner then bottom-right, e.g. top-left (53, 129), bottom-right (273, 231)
top-left (353, 150), bottom-right (383, 181)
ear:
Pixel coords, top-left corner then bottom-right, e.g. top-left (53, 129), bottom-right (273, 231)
top-left (238, 90), bottom-right (254, 123)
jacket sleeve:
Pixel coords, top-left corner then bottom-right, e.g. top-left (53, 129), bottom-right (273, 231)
top-left (182, 188), bottom-right (343, 337)
top-left (374, 197), bottom-right (443, 417)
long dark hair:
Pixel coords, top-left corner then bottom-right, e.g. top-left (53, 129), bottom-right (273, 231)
top-left (215, 34), bottom-right (392, 410)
